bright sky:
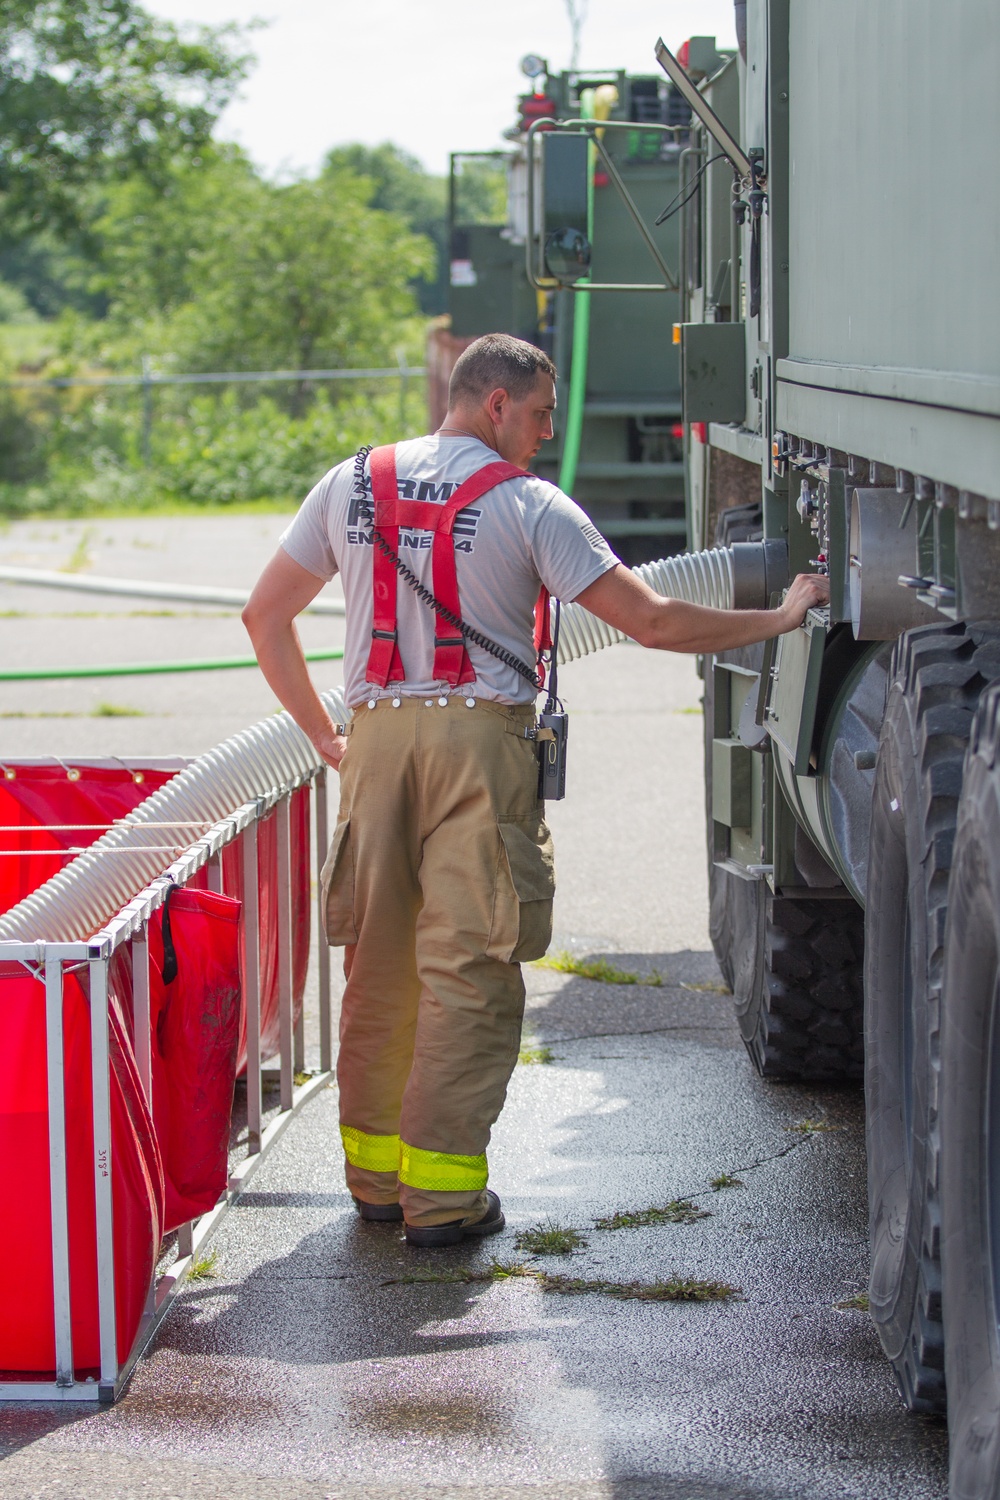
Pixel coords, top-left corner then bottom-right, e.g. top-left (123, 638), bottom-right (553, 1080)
top-left (145, 0), bottom-right (738, 178)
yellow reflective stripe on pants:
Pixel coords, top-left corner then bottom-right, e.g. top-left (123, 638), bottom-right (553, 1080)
top-left (340, 1125), bottom-right (400, 1174)
top-left (398, 1142), bottom-right (488, 1192)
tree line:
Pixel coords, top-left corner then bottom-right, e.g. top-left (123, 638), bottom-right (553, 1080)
top-left (0, 0), bottom-right (501, 512)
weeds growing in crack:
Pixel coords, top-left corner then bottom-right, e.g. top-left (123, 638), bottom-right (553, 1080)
top-left (787, 1118), bottom-right (835, 1135)
top-left (514, 1221), bottom-right (587, 1255)
top-left (532, 952), bottom-right (664, 987)
top-left (381, 1259), bottom-right (534, 1287)
top-left (835, 1291), bottom-right (870, 1312)
top-left (710, 1173), bottom-right (744, 1191)
top-left (538, 1273), bottom-right (739, 1302)
top-left (680, 980), bottom-right (731, 995)
top-left (518, 1045), bottom-right (554, 1065)
top-left (594, 1198), bottom-right (711, 1230)
top-left (187, 1249), bottom-right (219, 1281)
top-left (381, 1264), bottom-right (739, 1302)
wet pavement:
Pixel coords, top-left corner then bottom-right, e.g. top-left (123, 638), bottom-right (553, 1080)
top-left (0, 516), bottom-right (949, 1498)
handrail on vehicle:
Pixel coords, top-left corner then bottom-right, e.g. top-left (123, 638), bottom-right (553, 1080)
top-left (523, 116), bottom-right (684, 293)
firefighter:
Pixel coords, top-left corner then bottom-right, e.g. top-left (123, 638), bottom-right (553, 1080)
top-left (243, 333), bottom-right (827, 1247)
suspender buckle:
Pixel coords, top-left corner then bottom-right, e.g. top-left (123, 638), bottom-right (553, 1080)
top-left (371, 627), bottom-right (398, 642)
top-left (433, 634), bottom-right (464, 649)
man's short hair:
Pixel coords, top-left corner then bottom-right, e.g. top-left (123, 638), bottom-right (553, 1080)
top-left (449, 333), bottom-right (556, 406)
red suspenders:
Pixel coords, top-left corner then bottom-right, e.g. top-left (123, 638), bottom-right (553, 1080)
top-left (365, 444), bottom-right (550, 691)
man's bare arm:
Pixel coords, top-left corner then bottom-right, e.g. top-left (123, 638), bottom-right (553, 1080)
top-left (242, 549), bottom-right (347, 770)
top-left (573, 564), bottom-right (829, 654)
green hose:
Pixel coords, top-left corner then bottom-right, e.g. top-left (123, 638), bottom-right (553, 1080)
top-left (0, 647), bottom-right (344, 682)
top-left (557, 88), bottom-right (597, 495)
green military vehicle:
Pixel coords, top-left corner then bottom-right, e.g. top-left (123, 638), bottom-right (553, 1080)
top-left (444, 50), bottom-right (729, 563)
top-left (663, 5), bottom-right (999, 1496)
top-left (461, 5), bottom-right (1000, 1493)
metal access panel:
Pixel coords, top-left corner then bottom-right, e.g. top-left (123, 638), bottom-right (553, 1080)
top-left (764, 615), bottom-right (828, 776)
top-left (542, 132), bottom-right (590, 239)
top-left (712, 736), bottom-right (752, 828)
top-left (682, 323), bottom-right (746, 423)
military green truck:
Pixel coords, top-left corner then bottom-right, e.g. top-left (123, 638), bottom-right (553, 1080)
top-left (452, 12), bottom-right (1000, 1485)
top-left (444, 50), bottom-right (731, 563)
top-left (652, 5), bottom-right (1000, 1496)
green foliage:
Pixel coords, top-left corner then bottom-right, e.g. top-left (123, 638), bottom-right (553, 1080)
top-left (835, 1291), bottom-right (870, 1312)
top-left (533, 951), bottom-right (665, 986)
top-left (0, 378), bottom-right (427, 516)
top-left (323, 143), bottom-right (448, 315)
top-left (514, 1221), bottom-right (588, 1255)
top-left (0, 0), bottom-right (250, 231)
top-left (537, 1274), bottom-right (740, 1302)
top-left (595, 1199), bottom-right (711, 1230)
top-left (710, 1173), bottom-right (744, 1191)
top-left (162, 171), bottom-right (432, 378)
top-left (517, 1045), bottom-right (554, 1065)
top-left (0, 279), bottom-right (36, 323)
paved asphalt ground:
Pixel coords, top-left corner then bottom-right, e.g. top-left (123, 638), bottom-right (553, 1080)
top-left (0, 516), bottom-right (949, 1499)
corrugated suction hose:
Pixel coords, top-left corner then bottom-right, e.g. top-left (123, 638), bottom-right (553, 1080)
top-left (0, 687), bottom-right (349, 944)
top-left (0, 541), bottom-right (786, 943)
top-left (557, 540), bottom-right (788, 663)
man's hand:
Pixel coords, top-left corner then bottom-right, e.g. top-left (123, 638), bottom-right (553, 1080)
top-left (779, 572), bottom-right (830, 631)
top-left (312, 725), bottom-right (348, 771)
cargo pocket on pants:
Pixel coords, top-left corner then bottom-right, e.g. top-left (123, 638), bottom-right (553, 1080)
top-left (320, 818), bottom-right (358, 945)
top-left (486, 816), bottom-right (556, 963)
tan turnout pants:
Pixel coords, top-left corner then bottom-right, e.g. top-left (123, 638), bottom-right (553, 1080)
top-left (321, 695), bottom-right (555, 1227)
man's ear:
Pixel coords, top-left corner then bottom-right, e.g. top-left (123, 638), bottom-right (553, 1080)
top-left (484, 386), bottom-right (508, 424)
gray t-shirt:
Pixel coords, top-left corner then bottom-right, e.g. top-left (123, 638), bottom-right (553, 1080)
top-left (280, 433), bottom-right (619, 707)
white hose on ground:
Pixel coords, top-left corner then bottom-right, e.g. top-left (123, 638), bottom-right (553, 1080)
top-left (0, 566), bottom-right (345, 616)
top-left (0, 543), bottom-right (783, 943)
top-left (0, 687), bottom-right (348, 944)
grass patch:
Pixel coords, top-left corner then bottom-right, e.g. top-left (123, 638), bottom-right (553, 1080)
top-left (514, 1220), bottom-right (587, 1255)
top-left (680, 981), bottom-right (731, 995)
top-left (518, 1045), bottom-right (554, 1065)
top-left (382, 1261), bottom-right (739, 1303)
top-left (64, 527), bottom-right (95, 573)
top-left (382, 1259), bottom-right (534, 1288)
top-left (595, 1198), bottom-right (711, 1230)
top-left (835, 1291), bottom-right (870, 1312)
top-left (94, 701), bottom-right (145, 717)
top-left (533, 951), bottom-right (664, 987)
top-left (710, 1173), bottom-right (744, 1191)
top-left (538, 1273), bottom-right (739, 1302)
top-left (293, 1070), bottom-right (311, 1087)
top-left (787, 1118), bottom-right (835, 1135)
top-left (187, 1248), bottom-right (219, 1281)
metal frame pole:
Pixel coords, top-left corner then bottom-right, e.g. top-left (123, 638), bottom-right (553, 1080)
top-left (45, 959), bottom-right (75, 1387)
top-left (276, 795), bottom-right (294, 1109)
top-left (206, 851), bottom-right (224, 893)
top-left (293, 790), bottom-right (305, 1076)
top-left (88, 951), bottom-right (118, 1394)
top-left (241, 821), bottom-right (262, 1152)
top-left (132, 928), bottom-right (152, 1110)
top-left (315, 770), bottom-right (332, 1073)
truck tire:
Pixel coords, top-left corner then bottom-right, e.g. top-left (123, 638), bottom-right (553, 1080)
top-left (940, 684), bottom-right (1000, 1500)
top-left (865, 622), bottom-right (1000, 1415)
top-left (703, 651), bottom-right (865, 1080)
top-left (732, 890), bottom-right (864, 1080)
